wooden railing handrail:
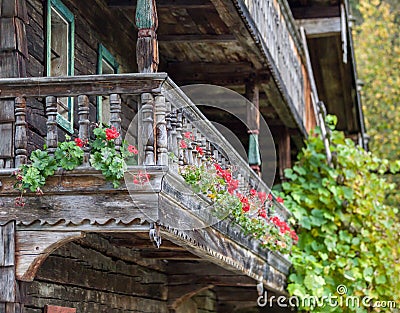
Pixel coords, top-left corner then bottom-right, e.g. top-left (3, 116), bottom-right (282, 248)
top-left (0, 73), bottom-right (168, 99)
top-left (162, 78), bottom-right (291, 219)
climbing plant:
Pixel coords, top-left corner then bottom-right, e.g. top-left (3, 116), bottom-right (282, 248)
top-left (278, 116), bottom-right (400, 312)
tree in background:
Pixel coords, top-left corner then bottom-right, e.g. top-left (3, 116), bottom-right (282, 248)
top-left (353, 0), bottom-right (400, 204)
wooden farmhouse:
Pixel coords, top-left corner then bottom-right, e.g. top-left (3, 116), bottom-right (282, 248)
top-left (0, 0), bottom-right (365, 312)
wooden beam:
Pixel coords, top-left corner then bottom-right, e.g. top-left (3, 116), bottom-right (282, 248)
top-left (291, 5), bottom-right (340, 19)
top-left (108, 0), bottom-right (214, 9)
top-left (0, 73), bottom-right (167, 99)
top-left (158, 34), bottom-right (236, 43)
top-left (296, 17), bottom-right (341, 38)
top-left (140, 250), bottom-right (201, 260)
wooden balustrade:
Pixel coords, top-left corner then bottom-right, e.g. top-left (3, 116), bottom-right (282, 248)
top-left (0, 73), bottom-right (289, 218)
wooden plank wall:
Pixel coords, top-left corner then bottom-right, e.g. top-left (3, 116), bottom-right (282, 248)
top-left (0, 0), bottom-right (28, 168)
top-left (24, 234), bottom-right (170, 313)
top-left (24, 0), bottom-right (139, 154)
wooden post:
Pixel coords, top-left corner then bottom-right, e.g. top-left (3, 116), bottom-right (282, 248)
top-left (277, 126), bottom-right (291, 181)
top-left (0, 221), bottom-right (26, 313)
top-left (78, 95), bottom-right (90, 165)
top-left (46, 96), bottom-right (58, 155)
top-left (246, 78), bottom-right (261, 176)
top-left (135, 0), bottom-right (159, 73)
top-left (109, 94), bottom-right (122, 151)
top-left (0, 0), bottom-right (28, 169)
top-left (155, 94), bottom-right (168, 166)
top-left (14, 97), bottom-right (27, 168)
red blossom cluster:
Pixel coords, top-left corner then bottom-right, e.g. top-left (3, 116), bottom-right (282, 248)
top-left (132, 171), bottom-right (150, 185)
top-left (270, 216), bottom-right (298, 241)
top-left (195, 146), bottom-right (204, 156)
top-left (183, 131), bottom-right (195, 141)
top-left (105, 126), bottom-right (120, 141)
top-left (179, 140), bottom-right (188, 149)
top-left (74, 137), bottom-right (88, 148)
top-left (214, 164), bottom-right (239, 195)
top-left (128, 145), bottom-right (139, 155)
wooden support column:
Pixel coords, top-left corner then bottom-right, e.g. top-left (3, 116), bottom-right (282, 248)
top-left (135, 0), bottom-right (159, 73)
top-left (0, 0), bottom-right (28, 169)
top-left (277, 126), bottom-right (291, 181)
top-left (46, 96), bottom-right (58, 155)
top-left (0, 221), bottom-right (26, 313)
top-left (78, 95), bottom-right (90, 165)
top-left (246, 78), bottom-right (261, 176)
top-left (14, 97), bottom-right (27, 168)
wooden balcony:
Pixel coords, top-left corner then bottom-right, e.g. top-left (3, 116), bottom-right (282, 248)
top-left (0, 74), bottom-right (291, 295)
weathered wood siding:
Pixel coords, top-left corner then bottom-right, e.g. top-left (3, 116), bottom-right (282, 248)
top-left (24, 234), bottom-right (169, 313)
top-left (25, 0), bottom-right (139, 153)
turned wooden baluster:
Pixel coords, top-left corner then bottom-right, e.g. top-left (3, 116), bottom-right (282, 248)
top-left (176, 110), bottom-right (184, 166)
top-left (184, 122), bottom-right (193, 165)
top-left (45, 96), bottom-right (58, 156)
top-left (140, 93), bottom-right (155, 165)
top-left (110, 94), bottom-right (122, 151)
top-left (191, 127), bottom-right (198, 166)
top-left (155, 94), bottom-right (168, 166)
top-left (169, 109), bottom-right (178, 169)
top-left (14, 97), bottom-right (27, 167)
top-left (205, 141), bottom-right (212, 165)
top-left (200, 137), bottom-right (207, 165)
top-left (78, 95), bottom-right (90, 166)
top-left (165, 100), bottom-right (172, 159)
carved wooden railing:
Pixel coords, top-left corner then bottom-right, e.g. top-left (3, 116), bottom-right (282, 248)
top-left (238, 0), bottom-right (309, 123)
top-left (0, 73), bottom-right (290, 221)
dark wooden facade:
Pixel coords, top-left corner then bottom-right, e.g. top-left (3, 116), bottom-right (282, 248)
top-left (0, 0), bottom-right (364, 312)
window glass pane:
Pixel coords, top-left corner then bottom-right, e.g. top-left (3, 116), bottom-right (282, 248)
top-left (51, 8), bottom-right (69, 77)
top-left (100, 59), bottom-right (117, 124)
top-left (50, 6), bottom-right (71, 123)
top-left (102, 59), bottom-right (115, 75)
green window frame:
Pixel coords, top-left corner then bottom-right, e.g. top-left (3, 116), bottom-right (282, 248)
top-left (46, 0), bottom-right (75, 133)
top-left (97, 44), bottom-right (119, 124)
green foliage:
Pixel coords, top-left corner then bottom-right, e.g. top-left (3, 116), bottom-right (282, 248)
top-left (14, 139), bottom-right (82, 194)
top-left (281, 118), bottom-right (400, 311)
top-left (89, 126), bottom-right (136, 188)
top-left (353, 0), bottom-right (400, 206)
top-left (54, 139), bottom-right (84, 170)
top-left (180, 161), bottom-right (298, 254)
top-left (14, 126), bottom-right (138, 202)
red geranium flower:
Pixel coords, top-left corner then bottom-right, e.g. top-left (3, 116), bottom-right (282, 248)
top-left (74, 138), bottom-right (84, 147)
top-left (258, 209), bottom-right (267, 219)
top-left (242, 203), bottom-right (250, 212)
top-left (276, 197), bottom-right (284, 204)
top-left (105, 126), bottom-right (120, 141)
top-left (195, 146), bottom-right (204, 155)
top-left (258, 191), bottom-right (267, 203)
top-left (268, 193), bottom-right (273, 201)
top-left (128, 145), bottom-right (139, 155)
top-left (179, 140), bottom-right (188, 149)
top-left (250, 189), bottom-right (257, 196)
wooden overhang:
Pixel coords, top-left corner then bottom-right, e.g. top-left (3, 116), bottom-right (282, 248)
top-left (289, 0), bottom-right (366, 140)
top-left (107, 0), bottom-right (313, 140)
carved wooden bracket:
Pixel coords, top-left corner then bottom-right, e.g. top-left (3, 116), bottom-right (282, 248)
top-left (16, 230), bottom-right (85, 281)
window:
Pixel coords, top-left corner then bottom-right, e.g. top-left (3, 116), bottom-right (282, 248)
top-left (46, 0), bottom-right (74, 133)
top-left (97, 44), bottom-right (119, 124)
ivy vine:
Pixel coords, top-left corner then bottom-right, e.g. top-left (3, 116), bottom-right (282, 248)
top-left (277, 116), bottom-right (400, 312)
